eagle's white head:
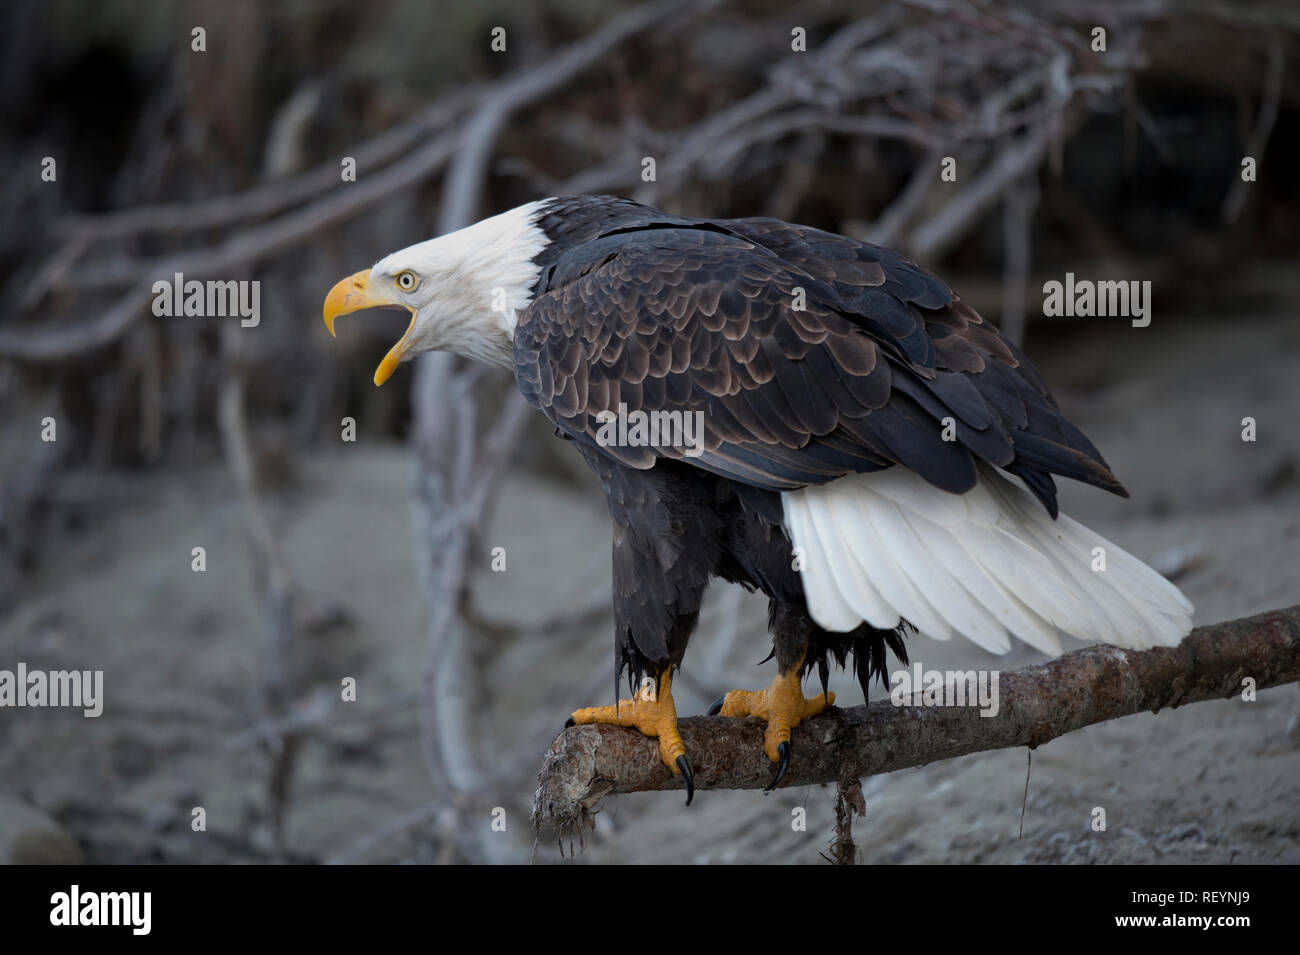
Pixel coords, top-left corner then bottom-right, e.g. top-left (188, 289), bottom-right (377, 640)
top-left (323, 200), bottom-right (550, 383)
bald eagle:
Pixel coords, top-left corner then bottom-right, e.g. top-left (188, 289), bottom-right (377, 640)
top-left (324, 195), bottom-right (1193, 804)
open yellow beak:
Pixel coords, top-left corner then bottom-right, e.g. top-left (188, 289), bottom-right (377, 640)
top-left (323, 268), bottom-right (417, 386)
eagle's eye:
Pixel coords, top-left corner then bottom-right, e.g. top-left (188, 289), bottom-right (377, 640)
top-left (395, 271), bottom-right (418, 292)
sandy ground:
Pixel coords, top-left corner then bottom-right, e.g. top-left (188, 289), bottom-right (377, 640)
top-left (1, 309), bottom-right (1297, 864)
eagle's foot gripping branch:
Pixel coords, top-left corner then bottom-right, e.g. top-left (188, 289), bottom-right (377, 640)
top-left (708, 667), bottom-right (835, 792)
top-left (568, 671), bottom-right (694, 805)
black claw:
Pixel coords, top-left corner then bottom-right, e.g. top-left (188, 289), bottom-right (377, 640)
top-left (676, 755), bottom-right (695, 807)
top-left (563, 717), bottom-right (575, 729)
top-left (706, 695), bottom-right (726, 716)
top-left (764, 741), bottom-right (791, 794)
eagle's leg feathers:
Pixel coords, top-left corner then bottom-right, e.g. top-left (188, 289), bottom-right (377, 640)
top-left (569, 670), bottom-right (695, 805)
top-left (707, 655), bottom-right (834, 792)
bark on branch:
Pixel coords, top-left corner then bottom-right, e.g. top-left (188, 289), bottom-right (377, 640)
top-left (533, 604), bottom-right (1300, 836)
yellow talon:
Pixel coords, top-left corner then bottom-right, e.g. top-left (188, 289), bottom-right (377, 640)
top-left (716, 664), bottom-right (834, 764)
top-left (570, 671), bottom-right (687, 774)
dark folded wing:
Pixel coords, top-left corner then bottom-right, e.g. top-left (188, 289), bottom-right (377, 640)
top-left (514, 221), bottom-right (1122, 516)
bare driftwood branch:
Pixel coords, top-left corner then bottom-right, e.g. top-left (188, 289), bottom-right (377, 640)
top-left (0, 125), bottom-right (460, 361)
top-left (533, 604), bottom-right (1300, 834)
top-left (909, 102), bottom-right (1066, 260)
top-left (56, 87), bottom-right (482, 243)
top-left (0, 1), bottom-right (699, 360)
top-left (439, 0), bottom-right (707, 230)
top-left (216, 320), bottom-right (305, 856)
top-left (0, 0), bottom-right (1146, 364)
top-left (999, 171), bottom-right (1038, 345)
top-left (1221, 38), bottom-right (1284, 225)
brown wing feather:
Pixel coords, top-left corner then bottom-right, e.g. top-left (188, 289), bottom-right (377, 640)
top-left (515, 208), bottom-right (1123, 515)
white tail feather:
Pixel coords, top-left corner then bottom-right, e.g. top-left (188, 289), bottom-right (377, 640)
top-left (782, 465), bottom-right (1194, 653)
